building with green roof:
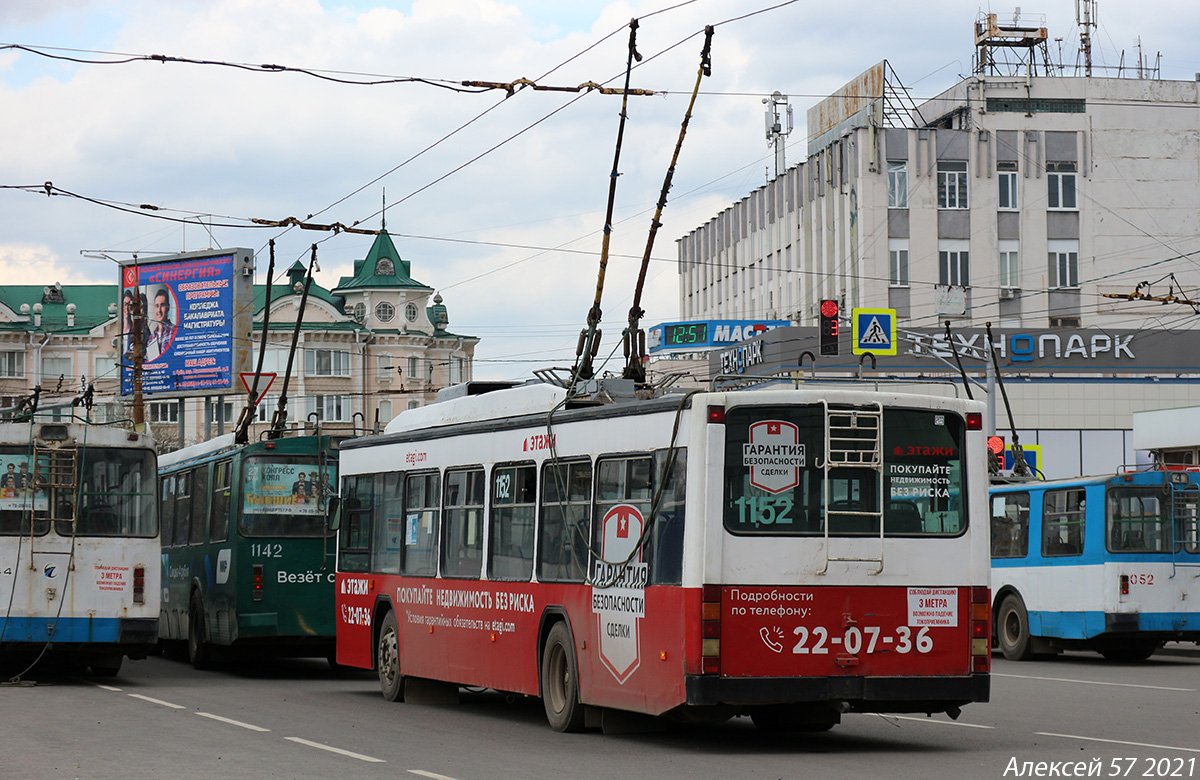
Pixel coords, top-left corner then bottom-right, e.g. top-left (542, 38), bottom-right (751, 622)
top-left (0, 232), bottom-right (477, 449)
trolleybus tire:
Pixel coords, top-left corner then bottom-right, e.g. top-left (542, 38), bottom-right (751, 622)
top-left (188, 593), bottom-right (214, 670)
top-left (997, 594), bottom-right (1034, 661)
top-left (378, 611), bottom-right (404, 702)
top-left (541, 622), bottom-right (585, 733)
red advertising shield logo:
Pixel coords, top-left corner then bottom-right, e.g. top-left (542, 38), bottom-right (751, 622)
top-left (745, 420), bottom-right (803, 494)
top-left (593, 504), bottom-right (646, 684)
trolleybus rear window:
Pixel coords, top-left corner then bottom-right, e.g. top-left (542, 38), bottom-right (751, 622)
top-left (240, 456), bottom-right (336, 537)
top-left (70, 448), bottom-right (156, 537)
top-left (723, 405), bottom-right (966, 536)
top-left (1107, 488), bottom-right (1171, 553)
top-left (0, 450), bottom-right (48, 536)
top-left (1, 447), bottom-right (154, 537)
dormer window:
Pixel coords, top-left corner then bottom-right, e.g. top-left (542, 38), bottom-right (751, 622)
top-left (375, 257), bottom-right (395, 276)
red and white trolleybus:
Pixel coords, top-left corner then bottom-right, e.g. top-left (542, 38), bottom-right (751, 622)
top-left (333, 381), bottom-right (991, 732)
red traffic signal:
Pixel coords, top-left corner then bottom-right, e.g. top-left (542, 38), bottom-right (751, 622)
top-left (987, 435), bottom-right (1006, 472)
top-left (819, 299), bottom-right (839, 355)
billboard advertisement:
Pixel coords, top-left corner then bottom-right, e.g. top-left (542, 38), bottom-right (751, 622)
top-left (647, 319), bottom-right (790, 354)
top-left (120, 249), bottom-right (253, 397)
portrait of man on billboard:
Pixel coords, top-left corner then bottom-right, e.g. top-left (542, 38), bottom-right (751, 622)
top-left (146, 285), bottom-right (178, 362)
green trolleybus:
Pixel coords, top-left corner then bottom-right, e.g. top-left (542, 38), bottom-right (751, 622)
top-left (157, 431), bottom-right (339, 667)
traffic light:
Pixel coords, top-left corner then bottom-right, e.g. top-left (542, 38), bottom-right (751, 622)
top-left (819, 299), bottom-right (839, 356)
top-left (987, 435), bottom-right (1006, 475)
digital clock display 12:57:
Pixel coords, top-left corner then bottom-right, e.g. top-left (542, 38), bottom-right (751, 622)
top-left (665, 323), bottom-right (709, 346)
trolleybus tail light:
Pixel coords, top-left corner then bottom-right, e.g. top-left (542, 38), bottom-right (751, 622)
top-left (970, 586), bottom-right (991, 672)
top-left (252, 564), bottom-right (264, 601)
top-left (132, 566), bottom-right (145, 605)
top-left (707, 405), bottom-right (725, 424)
top-left (701, 584), bottom-right (722, 675)
top-left (966, 412), bottom-right (982, 430)
top-left (1120, 574), bottom-right (1129, 595)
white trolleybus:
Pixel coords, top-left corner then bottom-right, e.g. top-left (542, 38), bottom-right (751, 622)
top-left (0, 417), bottom-right (158, 676)
top-left (991, 470), bottom-right (1200, 660)
top-left (333, 381), bottom-right (992, 732)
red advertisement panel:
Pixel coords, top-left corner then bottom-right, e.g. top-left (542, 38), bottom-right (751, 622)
top-left (720, 585), bottom-right (970, 677)
top-left (335, 574), bottom-right (698, 714)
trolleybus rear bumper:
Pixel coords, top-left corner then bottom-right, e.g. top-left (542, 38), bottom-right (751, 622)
top-left (685, 673), bottom-right (989, 710)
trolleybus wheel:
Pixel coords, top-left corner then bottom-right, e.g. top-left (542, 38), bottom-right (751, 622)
top-left (188, 592), bottom-right (213, 670)
top-left (997, 594), bottom-right (1034, 661)
top-left (378, 611), bottom-right (404, 702)
top-left (541, 622), bottom-right (585, 733)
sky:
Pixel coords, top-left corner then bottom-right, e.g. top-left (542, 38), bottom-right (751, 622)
top-left (4, 0), bottom-right (1200, 381)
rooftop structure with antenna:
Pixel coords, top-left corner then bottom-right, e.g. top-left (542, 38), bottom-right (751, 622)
top-left (763, 91), bottom-right (793, 179)
top-left (973, 8), bottom-right (1052, 77)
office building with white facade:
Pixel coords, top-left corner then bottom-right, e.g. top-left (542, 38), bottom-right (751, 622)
top-left (674, 19), bottom-right (1200, 478)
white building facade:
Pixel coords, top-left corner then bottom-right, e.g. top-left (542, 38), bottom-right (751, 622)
top-left (676, 67), bottom-right (1200, 478)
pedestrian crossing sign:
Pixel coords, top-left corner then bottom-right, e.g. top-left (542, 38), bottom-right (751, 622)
top-left (852, 308), bottom-right (897, 356)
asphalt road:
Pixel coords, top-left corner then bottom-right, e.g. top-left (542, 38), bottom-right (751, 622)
top-left (1, 649), bottom-right (1197, 780)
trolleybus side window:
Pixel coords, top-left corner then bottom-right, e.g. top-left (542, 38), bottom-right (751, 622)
top-left (991, 492), bottom-right (1030, 558)
top-left (489, 462), bottom-right (536, 582)
top-left (190, 464), bottom-right (210, 545)
top-left (372, 471), bottom-right (403, 575)
top-left (1043, 488), bottom-right (1085, 557)
top-left (174, 470), bottom-right (192, 547)
top-left (404, 471), bottom-right (440, 577)
top-left (339, 474), bottom-right (373, 573)
top-left (592, 455), bottom-right (653, 572)
top-left (538, 459), bottom-right (591, 583)
top-left (642, 448), bottom-right (686, 586)
top-left (211, 459), bottom-right (231, 543)
top-left (442, 467), bottom-right (486, 579)
top-left (0, 451), bottom-right (49, 536)
top-left (161, 474), bottom-right (176, 546)
top-left (1107, 488), bottom-right (1169, 553)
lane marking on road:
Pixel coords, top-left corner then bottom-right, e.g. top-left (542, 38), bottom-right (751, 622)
top-left (196, 712), bottom-right (271, 732)
top-left (1036, 732), bottom-right (1200, 754)
top-left (94, 684), bottom-right (122, 692)
top-left (862, 713), bottom-right (994, 729)
top-left (286, 737), bottom-right (385, 763)
top-left (128, 694), bottom-right (186, 709)
top-left (409, 771), bottom-right (460, 780)
top-left (993, 672), bottom-right (1196, 692)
